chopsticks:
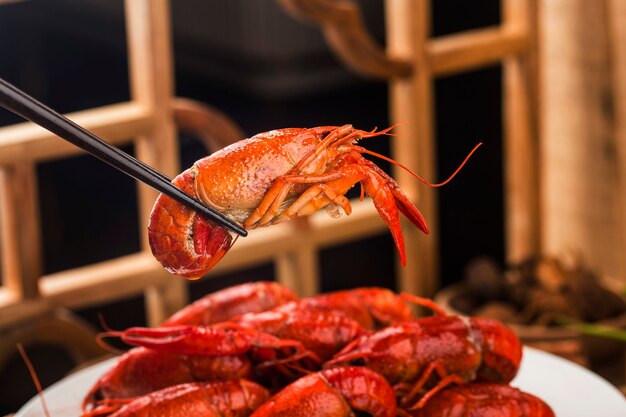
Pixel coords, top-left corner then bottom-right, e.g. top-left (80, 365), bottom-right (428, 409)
top-left (0, 77), bottom-right (247, 237)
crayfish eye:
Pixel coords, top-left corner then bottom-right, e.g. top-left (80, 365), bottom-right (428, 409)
top-left (349, 357), bottom-right (367, 366)
top-left (94, 389), bottom-right (104, 401)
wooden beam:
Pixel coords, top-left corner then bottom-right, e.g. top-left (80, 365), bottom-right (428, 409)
top-left (125, 0), bottom-right (179, 175)
top-left (502, 0), bottom-right (541, 263)
top-left (0, 295), bottom-right (52, 328)
top-left (607, 0), bottom-right (626, 281)
top-left (0, 163), bottom-right (42, 299)
top-left (275, 225), bottom-right (319, 296)
top-left (125, 0), bottom-right (179, 180)
top-left (37, 253), bottom-right (171, 307)
top-left (539, 0), bottom-right (624, 278)
top-left (125, 0), bottom-right (179, 253)
top-left (125, 0), bottom-right (185, 324)
top-left (386, 0), bottom-right (438, 298)
top-left (0, 101), bottom-right (152, 164)
top-left (0, 253), bottom-right (174, 327)
top-left (0, 199), bottom-right (386, 307)
top-left (429, 27), bottom-right (529, 77)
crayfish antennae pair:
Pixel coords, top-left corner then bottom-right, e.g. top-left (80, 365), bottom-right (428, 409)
top-left (359, 141), bottom-right (483, 188)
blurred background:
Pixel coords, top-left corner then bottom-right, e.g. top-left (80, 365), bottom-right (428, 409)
top-left (0, 0), bottom-right (625, 414)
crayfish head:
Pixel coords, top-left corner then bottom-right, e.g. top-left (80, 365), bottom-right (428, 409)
top-left (470, 317), bottom-right (523, 383)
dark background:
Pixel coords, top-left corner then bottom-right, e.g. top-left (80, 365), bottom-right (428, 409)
top-left (0, 0), bottom-right (502, 413)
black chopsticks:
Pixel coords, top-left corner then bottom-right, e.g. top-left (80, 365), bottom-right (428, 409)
top-left (0, 77), bottom-right (247, 237)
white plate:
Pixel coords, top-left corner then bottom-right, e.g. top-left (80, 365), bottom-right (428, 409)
top-left (16, 347), bottom-right (626, 416)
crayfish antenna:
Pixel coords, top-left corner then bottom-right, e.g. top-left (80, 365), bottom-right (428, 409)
top-left (94, 317), bottom-right (128, 355)
top-left (95, 331), bottom-right (126, 355)
top-left (17, 343), bottom-right (52, 417)
top-left (359, 142), bottom-right (483, 188)
top-left (362, 122), bottom-right (406, 138)
top-left (97, 312), bottom-right (113, 333)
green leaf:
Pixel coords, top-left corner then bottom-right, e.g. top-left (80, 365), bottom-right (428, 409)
top-left (566, 322), bottom-right (626, 343)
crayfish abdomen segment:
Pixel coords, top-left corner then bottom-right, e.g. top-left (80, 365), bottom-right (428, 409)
top-left (469, 317), bottom-right (522, 383)
top-left (249, 367), bottom-right (397, 417)
top-left (148, 169), bottom-right (234, 279)
top-left (412, 383), bottom-right (555, 417)
top-left (162, 281), bottom-right (299, 326)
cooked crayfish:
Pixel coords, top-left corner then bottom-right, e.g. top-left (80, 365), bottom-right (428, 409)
top-left (411, 382), bottom-right (555, 417)
top-left (83, 347), bottom-right (253, 410)
top-left (107, 322), bottom-right (322, 385)
top-left (229, 301), bottom-right (366, 360)
top-left (149, 125), bottom-right (479, 279)
top-left (83, 379), bottom-right (269, 417)
top-left (249, 367), bottom-right (397, 417)
top-left (162, 281), bottom-right (298, 326)
top-left (327, 314), bottom-right (522, 410)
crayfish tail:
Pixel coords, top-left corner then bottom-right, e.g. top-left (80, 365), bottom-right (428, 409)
top-left (148, 169), bottom-right (234, 279)
top-left (322, 367), bottom-right (398, 417)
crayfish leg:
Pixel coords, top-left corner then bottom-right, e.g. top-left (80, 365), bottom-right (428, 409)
top-left (400, 361), bottom-right (465, 410)
top-left (272, 166), bottom-right (364, 222)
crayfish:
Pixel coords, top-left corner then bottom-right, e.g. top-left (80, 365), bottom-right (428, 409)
top-left (84, 379), bottom-right (270, 417)
top-left (162, 281), bottom-right (298, 326)
top-left (77, 282), bottom-right (554, 417)
top-left (149, 125), bottom-right (480, 279)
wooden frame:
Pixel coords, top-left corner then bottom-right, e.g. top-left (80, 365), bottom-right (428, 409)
top-left (0, 0), bottom-right (541, 332)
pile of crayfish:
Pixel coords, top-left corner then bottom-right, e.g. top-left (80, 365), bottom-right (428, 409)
top-left (82, 281), bottom-right (554, 417)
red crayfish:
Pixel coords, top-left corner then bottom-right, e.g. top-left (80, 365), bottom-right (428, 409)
top-left (327, 294), bottom-right (523, 411)
top-left (84, 379), bottom-right (270, 417)
top-left (149, 125), bottom-right (480, 278)
top-left (162, 281), bottom-right (298, 326)
top-left (249, 367), bottom-right (397, 417)
top-left (298, 286), bottom-right (414, 329)
top-left (85, 281), bottom-right (297, 408)
top-left (82, 347), bottom-right (254, 410)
